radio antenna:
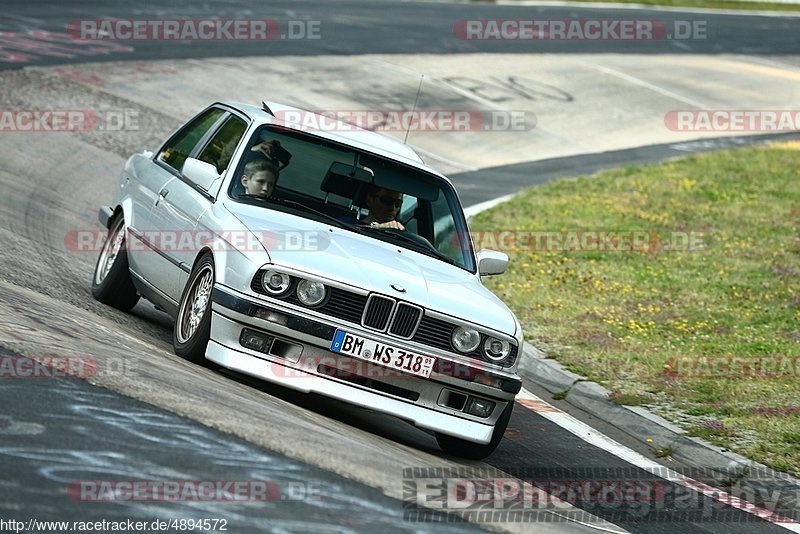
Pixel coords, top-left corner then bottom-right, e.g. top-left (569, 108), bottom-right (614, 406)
top-left (404, 74), bottom-right (424, 145)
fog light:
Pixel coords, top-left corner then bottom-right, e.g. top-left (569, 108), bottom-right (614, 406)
top-left (465, 396), bottom-right (495, 418)
top-left (240, 328), bottom-right (273, 352)
top-left (255, 308), bottom-right (289, 326)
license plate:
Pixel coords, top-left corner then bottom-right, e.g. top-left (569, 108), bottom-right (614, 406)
top-left (330, 330), bottom-right (435, 379)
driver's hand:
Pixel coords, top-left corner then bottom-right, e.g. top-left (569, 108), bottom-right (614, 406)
top-left (373, 220), bottom-right (405, 230)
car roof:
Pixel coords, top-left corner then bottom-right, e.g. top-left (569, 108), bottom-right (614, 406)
top-left (223, 100), bottom-right (454, 185)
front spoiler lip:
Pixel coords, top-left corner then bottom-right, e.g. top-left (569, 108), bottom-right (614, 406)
top-left (204, 340), bottom-right (496, 444)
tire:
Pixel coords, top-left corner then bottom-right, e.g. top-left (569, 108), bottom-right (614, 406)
top-left (91, 214), bottom-right (140, 311)
top-left (173, 253), bottom-right (215, 364)
top-left (435, 400), bottom-right (515, 460)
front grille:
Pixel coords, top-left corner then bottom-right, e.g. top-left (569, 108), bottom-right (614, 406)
top-left (388, 302), bottom-right (422, 338)
top-left (251, 270), bottom-right (517, 366)
top-left (362, 294), bottom-right (395, 330)
top-left (413, 315), bottom-right (454, 352)
top-left (290, 286), bottom-right (366, 324)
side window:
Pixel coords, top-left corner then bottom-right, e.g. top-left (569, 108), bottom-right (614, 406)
top-left (197, 116), bottom-right (248, 174)
top-left (158, 108), bottom-right (225, 172)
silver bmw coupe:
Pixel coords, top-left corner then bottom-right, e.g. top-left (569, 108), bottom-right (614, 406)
top-left (92, 101), bottom-right (523, 459)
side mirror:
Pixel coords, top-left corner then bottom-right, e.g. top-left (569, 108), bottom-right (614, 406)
top-left (182, 158), bottom-right (220, 191)
top-left (476, 249), bottom-right (508, 276)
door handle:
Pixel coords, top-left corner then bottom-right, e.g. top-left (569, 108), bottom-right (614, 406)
top-left (155, 188), bottom-right (169, 207)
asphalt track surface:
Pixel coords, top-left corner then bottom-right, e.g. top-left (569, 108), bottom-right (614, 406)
top-left (1, 1), bottom-right (799, 533)
top-left (0, 0), bottom-right (799, 67)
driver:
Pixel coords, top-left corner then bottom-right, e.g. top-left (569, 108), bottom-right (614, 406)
top-left (362, 185), bottom-right (405, 230)
top-left (240, 159), bottom-right (279, 198)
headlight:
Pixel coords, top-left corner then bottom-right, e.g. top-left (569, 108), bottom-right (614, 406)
top-left (296, 279), bottom-right (326, 306)
top-left (484, 337), bottom-right (511, 362)
top-left (451, 326), bottom-right (480, 353)
top-left (262, 270), bottom-right (290, 295)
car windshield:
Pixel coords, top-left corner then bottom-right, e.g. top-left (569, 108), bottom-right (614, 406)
top-left (227, 125), bottom-right (475, 272)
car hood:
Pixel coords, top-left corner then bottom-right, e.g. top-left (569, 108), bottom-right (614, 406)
top-left (224, 201), bottom-right (517, 336)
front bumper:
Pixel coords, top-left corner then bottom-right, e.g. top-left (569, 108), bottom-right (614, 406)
top-left (98, 206), bottom-right (114, 229)
top-left (208, 286), bottom-right (521, 444)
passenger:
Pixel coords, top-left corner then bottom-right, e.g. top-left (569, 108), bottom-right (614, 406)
top-left (240, 159), bottom-right (279, 199)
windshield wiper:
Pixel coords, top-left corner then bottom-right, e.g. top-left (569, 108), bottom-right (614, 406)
top-left (363, 226), bottom-right (459, 266)
top-left (239, 195), bottom-right (359, 232)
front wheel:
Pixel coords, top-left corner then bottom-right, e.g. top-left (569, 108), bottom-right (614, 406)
top-left (91, 214), bottom-right (140, 311)
top-left (435, 400), bottom-right (514, 460)
top-left (173, 254), bottom-right (214, 363)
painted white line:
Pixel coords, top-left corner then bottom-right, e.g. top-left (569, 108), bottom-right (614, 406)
top-left (410, 144), bottom-right (480, 172)
top-left (517, 388), bottom-right (800, 531)
top-left (435, 73), bottom-right (601, 155)
top-left (671, 40), bottom-right (692, 51)
top-left (437, 77), bottom-right (509, 112)
top-left (3, 15), bottom-right (46, 24)
top-left (733, 55), bottom-right (800, 73)
top-left (464, 193), bottom-right (517, 218)
top-left (544, 510), bottom-right (629, 533)
top-left (581, 63), bottom-right (710, 109)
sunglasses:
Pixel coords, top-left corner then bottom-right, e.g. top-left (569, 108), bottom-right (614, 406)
top-left (377, 195), bottom-right (403, 208)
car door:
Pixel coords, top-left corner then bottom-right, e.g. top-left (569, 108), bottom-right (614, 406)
top-left (149, 111), bottom-right (249, 304)
top-left (131, 107), bottom-right (227, 303)
top-left (164, 112), bottom-right (248, 300)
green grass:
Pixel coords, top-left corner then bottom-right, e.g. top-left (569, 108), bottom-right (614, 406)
top-left (653, 444), bottom-right (676, 458)
top-left (472, 141), bottom-right (800, 476)
top-left (608, 391), bottom-right (650, 406)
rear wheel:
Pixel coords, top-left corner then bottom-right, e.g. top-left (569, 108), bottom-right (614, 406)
top-left (173, 254), bottom-right (214, 363)
top-left (435, 400), bottom-right (514, 460)
top-left (91, 214), bottom-right (140, 311)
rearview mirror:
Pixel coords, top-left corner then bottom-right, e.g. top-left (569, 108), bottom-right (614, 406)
top-left (320, 162), bottom-right (374, 200)
top-left (476, 249), bottom-right (508, 276)
top-left (182, 158), bottom-right (220, 191)
top-left (328, 162), bottom-right (374, 183)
